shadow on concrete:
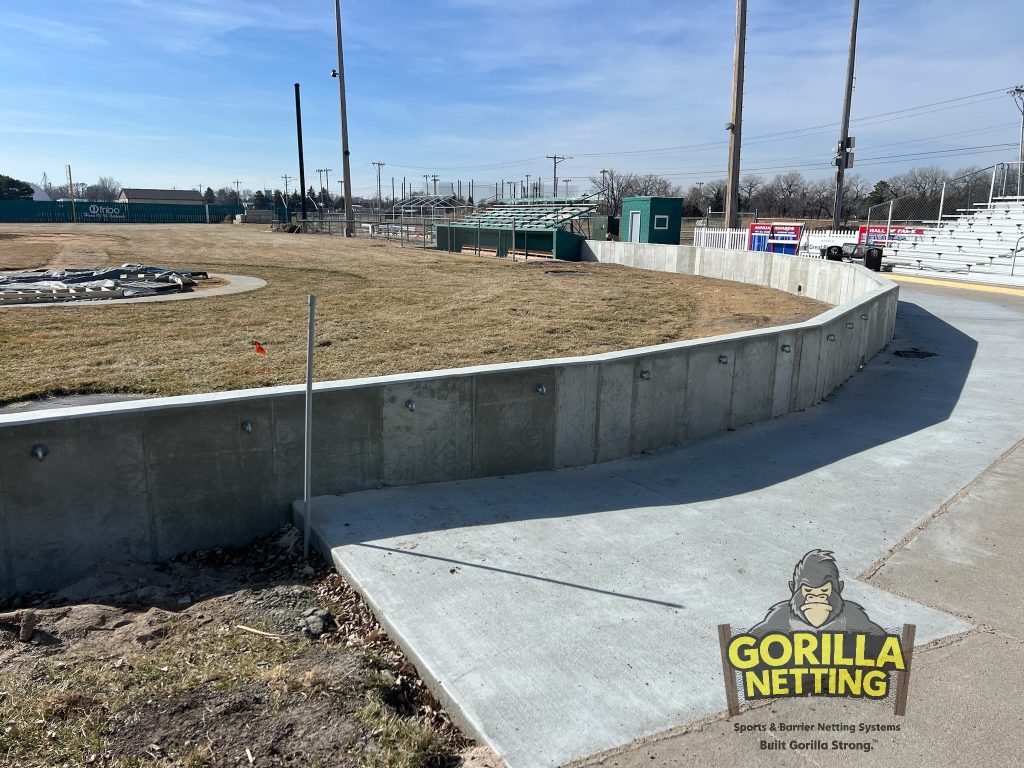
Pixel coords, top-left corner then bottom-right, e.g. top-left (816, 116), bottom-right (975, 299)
top-left (311, 299), bottom-right (978, 546)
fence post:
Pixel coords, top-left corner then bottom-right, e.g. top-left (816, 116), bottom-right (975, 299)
top-left (204, 204), bottom-right (210, 224)
top-left (937, 182), bottom-right (946, 223)
top-left (303, 294), bottom-right (317, 561)
top-left (886, 200), bottom-right (894, 247)
top-left (989, 164), bottom-right (999, 205)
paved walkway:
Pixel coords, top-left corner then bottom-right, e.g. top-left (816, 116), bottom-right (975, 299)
top-left (306, 283), bottom-right (1024, 768)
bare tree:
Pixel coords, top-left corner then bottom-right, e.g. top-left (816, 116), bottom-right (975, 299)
top-left (804, 177), bottom-right (834, 220)
top-left (588, 169), bottom-right (680, 215)
top-left (739, 174), bottom-right (764, 209)
top-left (81, 177), bottom-right (121, 200)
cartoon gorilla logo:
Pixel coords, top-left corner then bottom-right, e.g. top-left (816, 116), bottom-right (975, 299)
top-left (748, 549), bottom-right (885, 636)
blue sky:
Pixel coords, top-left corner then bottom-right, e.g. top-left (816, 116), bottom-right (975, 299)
top-left (1, 0), bottom-right (1021, 198)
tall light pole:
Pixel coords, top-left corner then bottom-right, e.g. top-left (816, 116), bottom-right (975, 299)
top-left (332, 0), bottom-right (354, 236)
top-left (323, 168), bottom-right (332, 205)
top-left (294, 83), bottom-right (308, 222)
top-left (833, 0), bottom-right (860, 228)
top-left (1011, 85), bottom-right (1024, 197)
top-left (723, 0), bottom-right (746, 230)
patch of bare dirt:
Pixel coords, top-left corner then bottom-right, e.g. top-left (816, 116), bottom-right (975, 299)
top-left (0, 528), bottom-right (478, 767)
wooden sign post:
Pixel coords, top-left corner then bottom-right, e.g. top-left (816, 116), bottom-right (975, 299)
top-left (718, 623), bottom-right (740, 716)
top-left (893, 623), bottom-right (916, 716)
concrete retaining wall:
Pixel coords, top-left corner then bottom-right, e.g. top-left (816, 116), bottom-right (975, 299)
top-left (0, 245), bottom-right (897, 599)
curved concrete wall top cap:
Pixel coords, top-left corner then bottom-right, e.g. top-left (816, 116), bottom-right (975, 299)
top-left (0, 273), bottom-right (266, 309)
top-left (0, 244), bottom-right (896, 428)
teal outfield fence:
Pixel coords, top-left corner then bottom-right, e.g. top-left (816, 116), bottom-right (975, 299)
top-left (0, 200), bottom-right (244, 224)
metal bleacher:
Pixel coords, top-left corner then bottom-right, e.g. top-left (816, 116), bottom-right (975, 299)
top-left (883, 196), bottom-right (1024, 277)
top-left (456, 198), bottom-right (598, 231)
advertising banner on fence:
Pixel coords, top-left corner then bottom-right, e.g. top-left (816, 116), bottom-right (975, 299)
top-left (748, 222), bottom-right (804, 255)
top-left (857, 225), bottom-right (925, 247)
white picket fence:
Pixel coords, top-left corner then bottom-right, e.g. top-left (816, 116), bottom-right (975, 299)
top-left (692, 227), bottom-right (748, 250)
top-left (693, 227), bottom-right (858, 257)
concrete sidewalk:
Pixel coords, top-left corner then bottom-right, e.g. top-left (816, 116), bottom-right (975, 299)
top-left (574, 440), bottom-right (1024, 768)
top-left (305, 284), bottom-right (1024, 768)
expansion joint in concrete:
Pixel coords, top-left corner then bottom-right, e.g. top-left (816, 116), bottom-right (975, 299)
top-left (859, 434), bottom-right (1024, 582)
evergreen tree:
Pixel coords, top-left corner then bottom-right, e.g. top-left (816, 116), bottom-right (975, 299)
top-left (203, 186), bottom-right (216, 204)
top-left (865, 180), bottom-right (894, 208)
top-left (0, 174), bottom-right (35, 200)
top-left (252, 190), bottom-right (268, 209)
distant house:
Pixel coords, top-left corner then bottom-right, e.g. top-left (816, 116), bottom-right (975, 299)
top-left (118, 188), bottom-right (205, 206)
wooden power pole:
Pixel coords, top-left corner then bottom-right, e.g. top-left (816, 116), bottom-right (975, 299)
top-left (724, 0), bottom-right (746, 230)
top-left (333, 0), bottom-right (355, 236)
top-left (833, 0), bottom-right (860, 228)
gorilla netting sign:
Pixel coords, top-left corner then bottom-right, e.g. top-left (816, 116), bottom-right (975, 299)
top-left (717, 550), bottom-right (916, 717)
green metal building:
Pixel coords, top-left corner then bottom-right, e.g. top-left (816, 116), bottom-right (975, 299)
top-left (620, 196), bottom-right (682, 244)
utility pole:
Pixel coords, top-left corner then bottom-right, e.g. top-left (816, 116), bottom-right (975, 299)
top-left (282, 175), bottom-right (293, 197)
top-left (832, 0), bottom-right (860, 228)
top-left (294, 83), bottom-right (308, 222)
top-left (563, 179), bottom-right (572, 196)
top-left (1011, 85), bottom-right (1024, 197)
top-left (724, 0), bottom-right (746, 230)
top-left (525, 174), bottom-right (531, 199)
top-left (391, 177), bottom-right (395, 206)
top-left (315, 168), bottom-right (325, 194)
top-left (547, 155), bottom-right (569, 199)
top-left (233, 179), bottom-right (242, 205)
top-left (65, 164), bottom-right (77, 223)
top-left (431, 174), bottom-right (439, 195)
top-left (323, 168), bottom-right (332, 205)
top-left (422, 174), bottom-right (430, 194)
top-left (371, 161), bottom-right (385, 214)
top-left (600, 168), bottom-right (609, 210)
top-left (332, 0), bottom-right (354, 236)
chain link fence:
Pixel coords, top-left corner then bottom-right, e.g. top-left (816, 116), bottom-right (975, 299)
top-left (866, 162), bottom-right (1022, 234)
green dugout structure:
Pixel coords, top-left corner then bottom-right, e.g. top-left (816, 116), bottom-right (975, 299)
top-left (621, 196), bottom-right (682, 244)
top-left (435, 199), bottom-right (598, 260)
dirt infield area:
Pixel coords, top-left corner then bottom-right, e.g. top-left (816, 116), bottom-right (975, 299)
top-left (0, 224), bottom-right (830, 405)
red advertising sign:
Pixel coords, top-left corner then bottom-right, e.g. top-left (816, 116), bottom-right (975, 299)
top-left (748, 222), bottom-right (804, 255)
top-left (857, 225), bottom-right (925, 246)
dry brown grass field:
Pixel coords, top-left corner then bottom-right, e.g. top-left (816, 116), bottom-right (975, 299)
top-left (0, 224), bottom-right (830, 405)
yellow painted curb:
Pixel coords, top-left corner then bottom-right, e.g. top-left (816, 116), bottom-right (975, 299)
top-left (886, 274), bottom-right (1024, 297)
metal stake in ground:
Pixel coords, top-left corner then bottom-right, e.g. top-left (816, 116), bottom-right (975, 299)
top-left (303, 294), bottom-right (317, 560)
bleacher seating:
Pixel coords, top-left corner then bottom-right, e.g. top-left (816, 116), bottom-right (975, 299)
top-left (882, 196), bottom-right (1024, 276)
top-left (456, 200), bottom-right (598, 231)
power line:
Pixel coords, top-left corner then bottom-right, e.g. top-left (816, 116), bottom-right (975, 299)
top-left (565, 143), bottom-right (1018, 182)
